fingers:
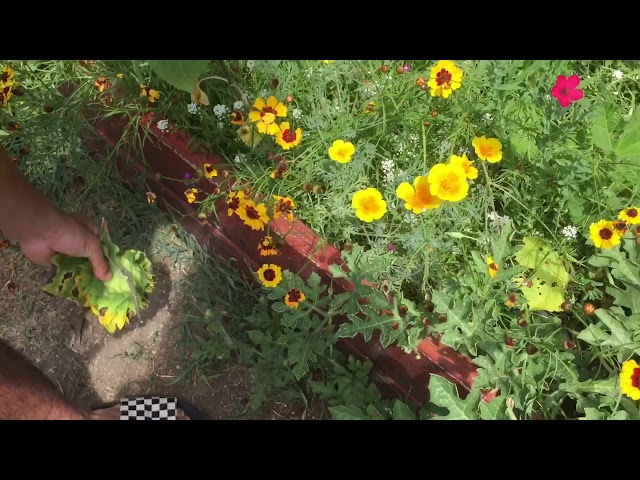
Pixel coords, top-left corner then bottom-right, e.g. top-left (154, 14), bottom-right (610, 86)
top-left (71, 213), bottom-right (100, 236)
top-left (84, 233), bottom-right (112, 282)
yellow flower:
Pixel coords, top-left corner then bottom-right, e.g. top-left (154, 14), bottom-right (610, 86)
top-left (285, 288), bottom-right (306, 308)
top-left (620, 359), bottom-right (640, 401)
top-left (275, 122), bottom-right (302, 150)
top-left (258, 236), bottom-right (279, 256)
top-left (140, 85), bottom-right (161, 103)
top-left (184, 188), bottom-right (199, 204)
top-left (248, 96), bottom-right (287, 135)
top-left (203, 163), bottom-right (218, 179)
top-left (619, 206), bottom-right (639, 225)
top-left (472, 136), bottom-right (503, 163)
top-left (1, 66), bottom-right (15, 85)
top-left (449, 153), bottom-right (478, 180)
top-left (323, 60), bottom-right (336, 64)
top-left (427, 163), bottom-right (469, 202)
top-left (230, 111), bottom-right (245, 126)
top-left (352, 188), bottom-right (387, 222)
top-left (237, 199), bottom-right (270, 231)
top-left (396, 176), bottom-right (442, 213)
top-left (0, 87), bottom-right (13, 108)
top-left (238, 124), bottom-right (263, 147)
top-left (226, 191), bottom-right (245, 216)
top-left (95, 77), bottom-right (109, 93)
top-left (506, 293), bottom-right (518, 308)
top-left (273, 195), bottom-right (296, 222)
top-left (589, 220), bottom-right (621, 249)
top-left (487, 257), bottom-right (499, 278)
top-left (116, 73), bottom-right (124, 79)
top-left (257, 263), bottom-right (283, 288)
top-left (329, 139), bottom-right (356, 164)
top-left (426, 60), bottom-right (463, 99)
top-left (365, 101), bottom-right (377, 114)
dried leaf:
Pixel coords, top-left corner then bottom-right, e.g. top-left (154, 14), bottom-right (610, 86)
top-left (191, 82), bottom-right (210, 106)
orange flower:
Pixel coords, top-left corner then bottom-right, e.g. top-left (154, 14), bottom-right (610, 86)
top-left (396, 176), bottom-right (442, 213)
top-left (258, 236), bottom-right (280, 256)
top-left (285, 288), bottom-right (306, 308)
top-left (95, 77), bottom-right (109, 93)
top-left (230, 111), bottom-right (245, 126)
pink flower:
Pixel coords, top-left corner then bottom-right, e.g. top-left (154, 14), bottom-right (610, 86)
top-left (551, 75), bottom-right (584, 108)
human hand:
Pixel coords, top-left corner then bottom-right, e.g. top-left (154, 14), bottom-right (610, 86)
top-left (19, 211), bottom-right (112, 282)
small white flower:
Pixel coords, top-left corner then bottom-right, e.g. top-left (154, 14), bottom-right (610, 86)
top-left (233, 154), bottom-right (245, 164)
top-left (544, 94), bottom-right (552, 101)
top-left (531, 229), bottom-right (543, 237)
top-left (409, 133), bottom-right (420, 144)
top-left (458, 146), bottom-right (470, 155)
top-left (233, 100), bottom-right (244, 110)
top-left (381, 159), bottom-right (395, 173)
top-left (613, 69), bottom-right (624, 80)
top-left (213, 104), bottom-right (228, 118)
top-left (562, 225), bottom-right (578, 240)
top-left (156, 119), bottom-right (169, 132)
top-left (291, 108), bottom-right (302, 119)
top-left (438, 140), bottom-right (452, 156)
top-left (259, 89), bottom-right (268, 99)
top-left (247, 60), bottom-right (256, 71)
top-left (483, 113), bottom-right (493, 123)
top-left (187, 102), bottom-right (199, 114)
top-left (488, 211), bottom-right (501, 222)
top-left (217, 121), bottom-right (224, 129)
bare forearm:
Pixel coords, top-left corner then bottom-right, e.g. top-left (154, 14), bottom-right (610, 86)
top-left (0, 146), bottom-right (62, 242)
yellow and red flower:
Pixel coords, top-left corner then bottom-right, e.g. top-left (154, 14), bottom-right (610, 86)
top-left (258, 236), bottom-right (279, 256)
top-left (589, 220), bottom-right (621, 249)
top-left (184, 188), bottom-right (199, 204)
top-left (365, 101), bottom-right (377, 114)
top-left (95, 77), bottom-right (109, 93)
top-left (449, 153), bottom-right (478, 180)
top-left (506, 293), bottom-right (518, 308)
top-left (140, 84), bottom-right (161, 103)
top-left (427, 60), bottom-right (463, 99)
top-left (257, 263), bottom-right (283, 288)
top-left (237, 199), bottom-right (270, 231)
top-left (329, 139), bottom-right (356, 164)
top-left (352, 188), bottom-right (387, 222)
top-left (487, 257), bottom-right (499, 278)
top-left (396, 176), bottom-right (442, 213)
top-left (285, 288), bottom-right (306, 308)
top-left (427, 163), bottom-right (469, 202)
top-left (275, 122), bottom-right (302, 150)
top-left (619, 206), bottom-right (639, 225)
top-left (620, 359), bottom-right (640, 400)
top-left (248, 96), bottom-right (287, 135)
top-left (203, 163), bottom-right (218, 179)
top-left (1, 66), bottom-right (15, 85)
top-left (273, 195), bottom-right (296, 222)
top-left (230, 111), bottom-right (245, 126)
top-left (0, 86), bottom-right (12, 108)
top-left (472, 136), bottom-right (503, 163)
top-left (614, 220), bottom-right (629, 235)
top-left (226, 191), bottom-right (245, 216)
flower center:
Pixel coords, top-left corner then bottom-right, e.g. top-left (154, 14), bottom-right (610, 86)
top-left (489, 263), bottom-right (498, 271)
top-left (360, 196), bottom-right (380, 214)
top-left (628, 208), bottom-right (638, 218)
top-left (263, 269), bottom-right (276, 281)
top-left (228, 197), bottom-right (240, 210)
top-left (615, 221), bottom-right (628, 232)
top-left (561, 88), bottom-right (568, 96)
top-left (282, 129), bottom-right (296, 143)
top-left (260, 106), bottom-right (277, 123)
top-left (435, 68), bottom-right (452, 87)
top-left (599, 228), bottom-right (613, 240)
top-left (245, 205), bottom-right (260, 220)
top-left (337, 147), bottom-right (350, 158)
top-left (288, 289), bottom-right (302, 302)
top-left (480, 145), bottom-right (494, 158)
top-left (632, 368), bottom-right (640, 389)
top-left (439, 174), bottom-right (458, 193)
top-left (1, 72), bottom-right (11, 83)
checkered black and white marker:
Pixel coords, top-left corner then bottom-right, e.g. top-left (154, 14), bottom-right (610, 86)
top-left (120, 397), bottom-right (178, 420)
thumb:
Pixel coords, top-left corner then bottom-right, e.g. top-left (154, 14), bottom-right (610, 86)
top-left (85, 235), bottom-right (112, 282)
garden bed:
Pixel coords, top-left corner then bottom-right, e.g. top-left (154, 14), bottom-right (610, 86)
top-left (76, 104), bottom-right (480, 405)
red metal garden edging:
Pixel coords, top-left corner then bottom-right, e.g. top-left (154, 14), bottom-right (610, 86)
top-left (76, 101), bottom-right (486, 405)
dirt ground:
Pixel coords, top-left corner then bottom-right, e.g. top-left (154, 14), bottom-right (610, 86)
top-left (0, 235), bottom-right (327, 420)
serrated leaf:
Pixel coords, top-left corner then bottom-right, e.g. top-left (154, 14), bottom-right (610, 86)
top-left (392, 400), bottom-right (415, 420)
top-left (429, 375), bottom-right (480, 420)
top-left (479, 397), bottom-right (509, 420)
top-left (338, 311), bottom-right (396, 347)
top-left (329, 405), bottom-right (369, 420)
top-left (148, 60), bottom-right (210, 93)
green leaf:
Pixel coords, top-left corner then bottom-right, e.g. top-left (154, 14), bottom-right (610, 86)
top-left (520, 274), bottom-right (565, 312)
top-left (515, 237), bottom-right (570, 287)
top-left (581, 408), bottom-right (605, 420)
top-left (577, 308), bottom-right (640, 359)
top-left (392, 400), bottom-right (415, 420)
top-left (148, 60), bottom-right (210, 93)
top-left (429, 375), bottom-right (480, 420)
top-left (589, 102), bottom-right (620, 153)
top-left (43, 234), bottom-right (154, 333)
top-left (329, 405), bottom-right (369, 420)
top-left (616, 108), bottom-right (640, 158)
top-left (479, 397), bottom-right (509, 420)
